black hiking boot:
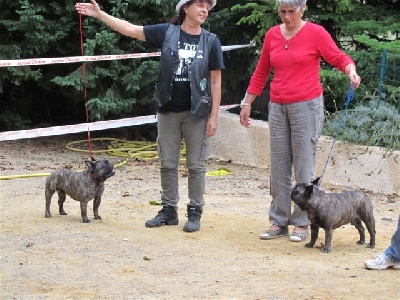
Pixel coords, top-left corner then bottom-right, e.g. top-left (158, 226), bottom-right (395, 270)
top-left (183, 205), bottom-right (203, 232)
top-left (145, 205), bottom-right (179, 227)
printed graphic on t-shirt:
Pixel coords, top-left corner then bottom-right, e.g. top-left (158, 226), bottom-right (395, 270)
top-left (175, 42), bottom-right (198, 81)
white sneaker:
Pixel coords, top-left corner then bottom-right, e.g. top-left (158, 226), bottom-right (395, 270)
top-left (364, 253), bottom-right (400, 270)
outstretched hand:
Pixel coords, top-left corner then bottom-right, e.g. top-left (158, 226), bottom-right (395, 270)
top-left (75, 0), bottom-right (101, 18)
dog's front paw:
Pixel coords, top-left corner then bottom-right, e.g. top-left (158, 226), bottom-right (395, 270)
top-left (45, 212), bottom-right (51, 218)
top-left (94, 215), bottom-right (102, 220)
top-left (305, 242), bottom-right (314, 248)
top-left (82, 218), bottom-right (91, 223)
top-left (320, 246), bottom-right (331, 253)
top-left (356, 240), bottom-right (365, 245)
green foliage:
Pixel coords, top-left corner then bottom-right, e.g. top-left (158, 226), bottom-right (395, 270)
top-left (354, 34), bottom-right (400, 54)
top-left (232, 0), bottom-right (356, 47)
top-left (0, 111), bottom-right (31, 131)
top-left (1, 0), bottom-right (398, 144)
top-left (1, 67), bottom-right (43, 92)
top-left (0, 0), bottom-right (81, 125)
top-left (208, 0), bottom-right (258, 100)
top-left (323, 101), bottom-right (400, 150)
top-left (231, 1), bottom-right (278, 45)
top-left (384, 84), bottom-right (400, 103)
top-left (0, 0), bottom-right (174, 125)
top-left (320, 68), bottom-right (350, 112)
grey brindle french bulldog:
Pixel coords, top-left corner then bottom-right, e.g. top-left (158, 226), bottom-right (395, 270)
top-left (291, 178), bottom-right (376, 253)
top-left (45, 158), bottom-right (115, 223)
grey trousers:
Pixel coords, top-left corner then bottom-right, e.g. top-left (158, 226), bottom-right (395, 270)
top-left (268, 96), bottom-right (324, 227)
top-left (157, 111), bottom-right (210, 208)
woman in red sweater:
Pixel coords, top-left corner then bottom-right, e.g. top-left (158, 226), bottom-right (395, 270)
top-left (240, 0), bottom-right (361, 242)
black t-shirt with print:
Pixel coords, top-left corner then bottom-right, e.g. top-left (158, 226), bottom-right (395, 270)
top-left (144, 23), bottom-right (224, 113)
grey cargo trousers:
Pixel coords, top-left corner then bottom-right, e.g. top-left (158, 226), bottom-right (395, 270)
top-left (157, 111), bottom-right (210, 208)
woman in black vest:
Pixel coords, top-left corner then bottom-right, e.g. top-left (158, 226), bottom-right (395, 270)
top-left (75, 0), bottom-right (224, 232)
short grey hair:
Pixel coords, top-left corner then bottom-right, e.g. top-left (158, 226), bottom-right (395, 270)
top-left (276, 0), bottom-right (307, 6)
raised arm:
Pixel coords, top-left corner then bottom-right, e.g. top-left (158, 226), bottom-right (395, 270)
top-left (75, 0), bottom-right (145, 41)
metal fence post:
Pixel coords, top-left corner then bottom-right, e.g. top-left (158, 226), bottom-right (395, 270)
top-left (378, 49), bottom-right (387, 101)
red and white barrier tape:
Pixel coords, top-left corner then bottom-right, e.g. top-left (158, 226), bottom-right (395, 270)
top-left (0, 105), bottom-right (239, 141)
top-left (0, 52), bottom-right (161, 68)
top-left (0, 44), bottom-right (253, 67)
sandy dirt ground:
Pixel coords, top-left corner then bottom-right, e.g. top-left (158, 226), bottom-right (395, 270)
top-left (1, 134), bottom-right (399, 300)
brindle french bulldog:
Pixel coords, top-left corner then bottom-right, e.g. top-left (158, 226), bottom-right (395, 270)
top-left (291, 178), bottom-right (376, 253)
top-left (45, 158), bottom-right (115, 223)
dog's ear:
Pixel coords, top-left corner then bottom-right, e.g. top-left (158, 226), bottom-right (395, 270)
top-left (304, 184), bottom-right (314, 197)
top-left (311, 177), bottom-right (321, 186)
top-left (84, 160), bottom-right (95, 170)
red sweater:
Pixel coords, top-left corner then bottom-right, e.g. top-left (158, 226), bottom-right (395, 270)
top-left (247, 22), bottom-right (354, 103)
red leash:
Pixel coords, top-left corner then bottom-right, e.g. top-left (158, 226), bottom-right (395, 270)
top-left (78, 11), bottom-right (93, 159)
